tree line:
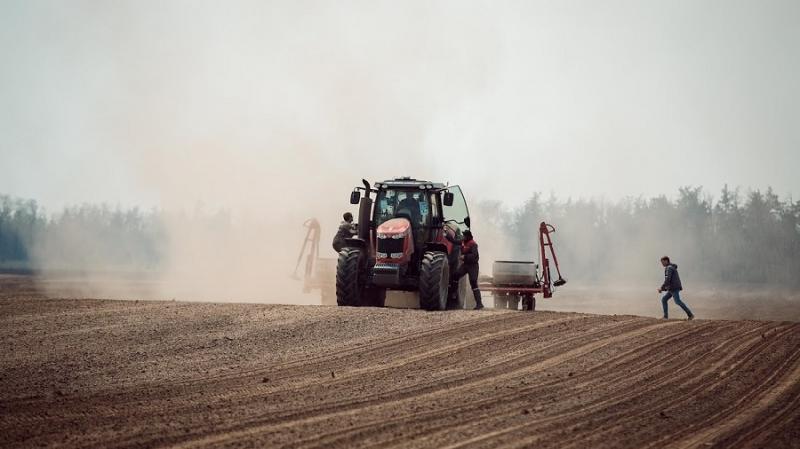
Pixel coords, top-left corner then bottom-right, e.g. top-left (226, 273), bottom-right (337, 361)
top-left (0, 195), bottom-right (166, 272)
top-left (476, 185), bottom-right (800, 288)
top-left (2, 186), bottom-right (799, 287)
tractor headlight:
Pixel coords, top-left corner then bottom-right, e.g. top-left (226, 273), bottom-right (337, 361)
top-left (378, 233), bottom-right (404, 239)
top-left (377, 252), bottom-right (388, 258)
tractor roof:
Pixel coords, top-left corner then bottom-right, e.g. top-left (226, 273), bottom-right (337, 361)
top-left (376, 177), bottom-right (447, 190)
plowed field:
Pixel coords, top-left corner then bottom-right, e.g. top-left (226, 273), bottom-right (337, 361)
top-left (1, 276), bottom-right (799, 448)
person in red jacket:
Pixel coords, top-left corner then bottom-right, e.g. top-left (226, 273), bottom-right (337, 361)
top-left (455, 230), bottom-right (484, 310)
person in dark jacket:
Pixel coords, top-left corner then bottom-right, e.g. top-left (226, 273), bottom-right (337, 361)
top-left (332, 212), bottom-right (357, 253)
top-left (455, 230), bottom-right (484, 310)
top-left (658, 256), bottom-right (694, 320)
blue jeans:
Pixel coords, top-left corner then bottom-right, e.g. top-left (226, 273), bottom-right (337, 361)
top-left (661, 290), bottom-right (693, 318)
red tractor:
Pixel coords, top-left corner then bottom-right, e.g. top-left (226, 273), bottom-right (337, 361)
top-left (336, 177), bottom-right (471, 310)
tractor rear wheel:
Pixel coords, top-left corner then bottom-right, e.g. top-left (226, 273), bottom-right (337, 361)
top-left (336, 248), bottom-right (364, 307)
top-left (446, 275), bottom-right (467, 309)
top-left (419, 251), bottom-right (449, 311)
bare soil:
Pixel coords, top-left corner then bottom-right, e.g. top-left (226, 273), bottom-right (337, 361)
top-left (1, 275), bottom-right (799, 449)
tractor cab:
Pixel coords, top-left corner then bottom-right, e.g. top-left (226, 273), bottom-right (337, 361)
top-left (371, 179), bottom-right (469, 270)
top-left (373, 189), bottom-right (442, 260)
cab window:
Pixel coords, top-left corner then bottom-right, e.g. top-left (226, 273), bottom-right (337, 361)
top-left (443, 186), bottom-right (470, 231)
top-left (375, 189), bottom-right (429, 226)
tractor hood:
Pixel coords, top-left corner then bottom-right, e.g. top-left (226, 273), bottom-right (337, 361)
top-left (375, 217), bottom-right (414, 271)
top-left (376, 217), bottom-right (412, 237)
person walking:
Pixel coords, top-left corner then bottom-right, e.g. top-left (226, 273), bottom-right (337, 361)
top-left (658, 256), bottom-right (694, 320)
top-left (332, 212), bottom-right (357, 253)
top-left (455, 230), bottom-right (484, 310)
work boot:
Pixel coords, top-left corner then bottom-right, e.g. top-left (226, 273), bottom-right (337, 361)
top-left (473, 289), bottom-right (484, 310)
top-left (687, 315), bottom-right (695, 321)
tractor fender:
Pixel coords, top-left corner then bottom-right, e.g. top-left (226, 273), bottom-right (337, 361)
top-left (344, 237), bottom-right (368, 249)
top-left (425, 242), bottom-right (449, 254)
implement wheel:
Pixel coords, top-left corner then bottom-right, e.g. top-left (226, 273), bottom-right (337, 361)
top-left (523, 295), bottom-right (536, 311)
top-left (507, 296), bottom-right (520, 310)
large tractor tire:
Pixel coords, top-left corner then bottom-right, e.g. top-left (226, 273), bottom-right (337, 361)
top-left (336, 248), bottom-right (364, 307)
top-left (507, 295), bottom-right (520, 310)
top-left (419, 251), bottom-right (450, 311)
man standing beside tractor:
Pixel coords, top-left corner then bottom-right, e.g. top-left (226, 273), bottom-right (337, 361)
top-left (455, 230), bottom-right (484, 310)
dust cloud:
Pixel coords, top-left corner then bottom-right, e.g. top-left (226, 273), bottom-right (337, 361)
top-left (22, 2), bottom-right (504, 303)
top-left (7, 2), bottom-right (797, 311)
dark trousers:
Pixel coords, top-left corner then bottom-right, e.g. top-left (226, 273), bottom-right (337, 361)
top-left (456, 263), bottom-right (482, 305)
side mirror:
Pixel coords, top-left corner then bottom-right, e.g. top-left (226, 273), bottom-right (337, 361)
top-left (350, 190), bottom-right (361, 205)
top-left (464, 216), bottom-right (471, 228)
top-left (443, 192), bottom-right (454, 207)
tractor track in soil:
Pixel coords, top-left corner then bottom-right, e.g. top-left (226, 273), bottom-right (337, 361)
top-left (159, 317), bottom-right (651, 449)
top-left (326, 321), bottom-right (737, 449)
top-left (1, 277), bottom-right (799, 449)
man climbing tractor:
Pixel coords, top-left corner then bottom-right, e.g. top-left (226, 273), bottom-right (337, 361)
top-left (332, 212), bottom-right (357, 253)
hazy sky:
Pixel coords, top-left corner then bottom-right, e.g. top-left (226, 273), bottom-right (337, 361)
top-left (1, 0), bottom-right (798, 212)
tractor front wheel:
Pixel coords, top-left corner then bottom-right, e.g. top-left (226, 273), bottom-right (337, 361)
top-left (336, 248), bottom-right (364, 307)
top-left (419, 251), bottom-right (450, 311)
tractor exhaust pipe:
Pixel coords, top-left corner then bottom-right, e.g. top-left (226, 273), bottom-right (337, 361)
top-left (358, 179), bottom-right (372, 242)
top-left (362, 179), bottom-right (371, 199)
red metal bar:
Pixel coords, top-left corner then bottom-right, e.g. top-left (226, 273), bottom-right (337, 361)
top-left (478, 285), bottom-right (544, 294)
top-left (538, 222), bottom-right (552, 298)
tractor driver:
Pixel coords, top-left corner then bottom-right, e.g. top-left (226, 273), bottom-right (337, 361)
top-left (397, 194), bottom-right (422, 225)
top-left (455, 230), bottom-right (484, 310)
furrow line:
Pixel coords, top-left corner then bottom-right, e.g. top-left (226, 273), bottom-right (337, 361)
top-left (433, 321), bottom-right (773, 449)
top-left (162, 319), bottom-right (659, 449)
top-left (77, 314), bottom-right (605, 449)
top-left (293, 322), bottom-right (723, 449)
top-left (556, 322), bottom-right (799, 449)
